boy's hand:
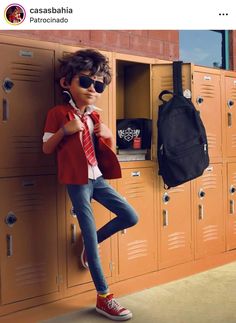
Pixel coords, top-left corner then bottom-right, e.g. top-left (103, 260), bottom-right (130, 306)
top-left (94, 122), bottom-right (113, 139)
top-left (63, 119), bottom-right (85, 135)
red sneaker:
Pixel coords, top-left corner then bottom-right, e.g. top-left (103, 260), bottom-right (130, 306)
top-left (80, 243), bottom-right (89, 269)
top-left (96, 294), bottom-right (132, 321)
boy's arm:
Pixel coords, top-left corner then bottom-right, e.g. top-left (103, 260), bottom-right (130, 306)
top-left (42, 128), bottom-right (65, 154)
top-left (43, 119), bottom-right (85, 154)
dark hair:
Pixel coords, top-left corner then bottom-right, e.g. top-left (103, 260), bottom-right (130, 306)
top-left (58, 49), bottom-right (112, 86)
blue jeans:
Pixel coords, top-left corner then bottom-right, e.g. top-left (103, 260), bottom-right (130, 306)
top-left (67, 176), bottom-right (138, 294)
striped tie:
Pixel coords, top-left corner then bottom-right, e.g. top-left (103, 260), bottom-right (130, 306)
top-left (80, 115), bottom-right (97, 166)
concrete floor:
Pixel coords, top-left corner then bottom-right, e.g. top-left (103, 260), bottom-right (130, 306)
top-left (41, 261), bottom-right (236, 323)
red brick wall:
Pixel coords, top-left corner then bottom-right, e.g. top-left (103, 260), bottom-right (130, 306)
top-left (230, 31), bottom-right (236, 70)
top-left (0, 30), bottom-right (179, 61)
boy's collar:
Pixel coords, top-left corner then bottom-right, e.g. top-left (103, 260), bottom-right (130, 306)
top-left (68, 99), bottom-right (102, 115)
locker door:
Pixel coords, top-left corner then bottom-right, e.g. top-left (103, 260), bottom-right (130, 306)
top-left (0, 43), bottom-right (55, 172)
top-left (66, 196), bottom-right (112, 289)
top-left (159, 182), bottom-right (192, 269)
top-left (226, 163), bottom-right (236, 250)
top-left (0, 175), bottom-right (58, 305)
top-left (117, 167), bottom-right (156, 280)
top-left (195, 164), bottom-right (224, 259)
top-left (225, 76), bottom-right (236, 157)
top-left (192, 71), bottom-right (222, 158)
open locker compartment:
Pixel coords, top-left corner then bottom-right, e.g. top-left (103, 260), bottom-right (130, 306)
top-left (115, 55), bottom-right (153, 162)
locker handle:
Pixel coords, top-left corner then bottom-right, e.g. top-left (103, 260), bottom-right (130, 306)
top-left (6, 234), bottom-right (13, 257)
top-left (198, 204), bottom-right (204, 220)
top-left (230, 200), bottom-right (235, 214)
top-left (2, 98), bottom-right (9, 122)
top-left (131, 171), bottom-right (140, 177)
top-left (230, 185), bottom-right (236, 194)
top-left (227, 99), bottom-right (234, 108)
top-left (163, 210), bottom-right (169, 227)
top-left (71, 224), bottom-right (77, 244)
top-left (228, 112), bottom-right (232, 127)
top-left (196, 96), bottom-right (204, 105)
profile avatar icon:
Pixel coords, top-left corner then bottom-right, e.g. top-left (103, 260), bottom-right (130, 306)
top-left (5, 4), bottom-right (26, 25)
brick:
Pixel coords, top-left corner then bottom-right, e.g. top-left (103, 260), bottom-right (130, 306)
top-left (130, 35), bottom-right (164, 57)
top-left (129, 30), bottom-right (149, 37)
top-left (164, 42), bottom-right (179, 60)
top-left (148, 30), bottom-right (179, 43)
top-left (90, 31), bottom-right (130, 51)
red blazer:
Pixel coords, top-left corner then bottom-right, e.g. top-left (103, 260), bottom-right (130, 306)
top-left (44, 104), bottom-right (121, 184)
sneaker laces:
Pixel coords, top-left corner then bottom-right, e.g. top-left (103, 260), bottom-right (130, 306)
top-left (107, 297), bottom-right (123, 311)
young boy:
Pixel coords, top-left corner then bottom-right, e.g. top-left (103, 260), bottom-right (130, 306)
top-left (43, 49), bottom-right (138, 321)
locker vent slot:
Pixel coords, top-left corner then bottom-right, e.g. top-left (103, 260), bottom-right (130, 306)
top-left (169, 185), bottom-right (185, 193)
top-left (160, 75), bottom-right (172, 90)
top-left (167, 232), bottom-right (186, 250)
top-left (230, 135), bottom-right (236, 148)
top-left (11, 62), bottom-right (42, 82)
top-left (230, 88), bottom-right (236, 100)
top-left (123, 181), bottom-right (146, 199)
top-left (207, 133), bottom-right (217, 150)
top-left (160, 76), bottom-right (187, 92)
top-left (199, 84), bottom-right (215, 98)
top-left (231, 172), bottom-right (236, 186)
top-left (202, 225), bottom-right (218, 241)
top-left (15, 263), bottom-right (47, 286)
top-left (12, 136), bottom-right (42, 154)
top-left (14, 192), bottom-right (44, 213)
top-left (201, 173), bottom-right (217, 190)
top-left (127, 240), bottom-right (148, 260)
top-left (233, 221), bottom-right (236, 235)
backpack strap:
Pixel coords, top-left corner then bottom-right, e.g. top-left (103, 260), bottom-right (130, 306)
top-left (173, 61), bottom-right (183, 96)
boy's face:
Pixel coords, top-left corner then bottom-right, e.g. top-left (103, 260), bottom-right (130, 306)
top-left (63, 71), bottom-right (104, 107)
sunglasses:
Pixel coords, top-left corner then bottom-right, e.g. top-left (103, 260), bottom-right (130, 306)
top-left (78, 75), bottom-right (106, 93)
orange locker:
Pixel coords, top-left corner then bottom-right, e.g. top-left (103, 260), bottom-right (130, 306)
top-left (0, 43), bottom-right (55, 175)
top-left (66, 195), bottom-right (113, 290)
top-left (226, 163), bottom-right (236, 250)
top-left (0, 175), bottom-right (58, 305)
top-left (159, 181), bottom-right (192, 269)
top-left (116, 167), bottom-right (157, 280)
top-left (192, 69), bottom-right (222, 159)
top-left (224, 74), bottom-right (236, 157)
top-left (194, 164), bottom-right (225, 259)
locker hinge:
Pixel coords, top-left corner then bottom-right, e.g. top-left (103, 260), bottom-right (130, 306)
top-left (56, 275), bottom-right (63, 285)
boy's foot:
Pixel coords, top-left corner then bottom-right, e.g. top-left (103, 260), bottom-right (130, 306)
top-left (96, 293), bottom-right (132, 321)
top-left (80, 243), bottom-right (89, 269)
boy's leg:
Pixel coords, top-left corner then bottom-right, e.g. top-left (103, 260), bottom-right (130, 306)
top-left (93, 176), bottom-right (139, 244)
top-left (67, 182), bottom-right (109, 294)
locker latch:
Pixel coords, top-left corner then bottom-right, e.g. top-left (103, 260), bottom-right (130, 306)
top-left (227, 99), bottom-right (234, 109)
top-left (229, 185), bottom-right (236, 195)
top-left (2, 78), bottom-right (14, 93)
top-left (198, 189), bottom-right (206, 199)
top-left (196, 96), bottom-right (204, 105)
top-left (70, 206), bottom-right (77, 218)
top-left (162, 192), bottom-right (170, 204)
top-left (5, 212), bottom-right (17, 227)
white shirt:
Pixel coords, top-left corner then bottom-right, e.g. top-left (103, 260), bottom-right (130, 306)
top-left (43, 103), bottom-right (102, 180)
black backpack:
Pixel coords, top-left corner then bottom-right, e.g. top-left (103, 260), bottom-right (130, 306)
top-left (157, 61), bottom-right (209, 189)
